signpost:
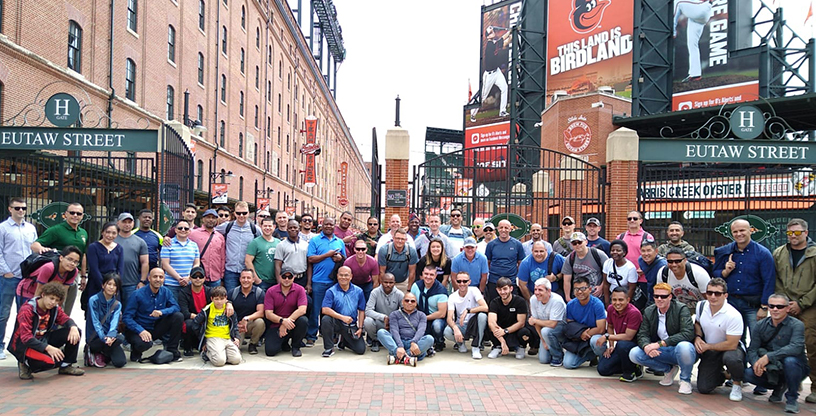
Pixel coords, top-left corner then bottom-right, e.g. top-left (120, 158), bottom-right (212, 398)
top-left (386, 190), bottom-right (407, 207)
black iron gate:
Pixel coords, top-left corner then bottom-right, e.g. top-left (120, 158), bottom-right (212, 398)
top-left (412, 144), bottom-right (606, 240)
top-left (638, 163), bottom-right (816, 255)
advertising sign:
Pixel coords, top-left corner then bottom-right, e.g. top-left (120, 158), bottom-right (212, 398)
top-left (463, 120), bottom-right (509, 182)
top-left (563, 115), bottom-right (593, 153)
top-left (671, 0), bottom-right (758, 110)
top-left (304, 116), bottom-right (318, 188)
top-left (338, 161), bottom-right (349, 206)
top-left (546, 0), bottom-right (634, 101)
top-left (257, 198), bottom-right (270, 212)
top-left (211, 183), bottom-right (229, 204)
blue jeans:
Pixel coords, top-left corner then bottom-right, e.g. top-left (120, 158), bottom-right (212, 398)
top-left (120, 285), bottom-right (138, 312)
top-left (0, 276), bottom-right (20, 349)
top-left (358, 281), bottom-right (373, 304)
top-left (729, 295), bottom-right (760, 344)
top-left (597, 340), bottom-right (639, 376)
top-left (539, 322), bottom-right (565, 364)
top-left (744, 356), bottom-right (808, 404)
top-left (563, 334), bottom-right (607, 369)
top-left (629, 341), bottom-right (697, 383)
top-left (443, 312), bottom-right (487, 348)
top-left (258, 281), bottom-right (274, 294)
top-left (377, 328), bottom-right (434, 359)
top-left (165, 285), bottom-right (181, 303)
top-left (223, 271), bottom-right (241, 294)
top-left (429, 318), bottom-right (447, 346)
top-left (205, 279), bottom-right (222, 289)
top-left (308, 281), bottom-right (334, 341)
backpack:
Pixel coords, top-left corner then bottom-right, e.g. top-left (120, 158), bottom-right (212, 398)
top-left (661, 262), bottom-right (699, 288)
top-left (385, 242), bottom-right (412, 263)
top-left (684, 251), bottom-right (714, 277)
top-left (568, 247), bottom-right (602, 269)
top-left (20, 251), bottom-right (61, 282)
top-left (224, 221), bottom-right (259, 238)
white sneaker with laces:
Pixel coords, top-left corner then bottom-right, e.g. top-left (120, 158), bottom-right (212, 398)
top-left (487, 348), bottom-right (502, 359)
top-left (660, 366), bottom-right (680, 386)
top-left (458, 343), bottom-right (468, 353)
top-left (472, 347), bottom-right (482, 360)
top-left (515, 348), bottom-right (525, 360)
top-left (678, 380), bottom-right (692, 395)
top-left (730, 384), bottom-right (743, 401)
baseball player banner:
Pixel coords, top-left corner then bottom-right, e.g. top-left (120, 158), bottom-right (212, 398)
top-left (257, 198), bottom-right (270, 212)
top-left (211, 183), bottom-right (228, 204)
top-left (671, 0), bottom-right (758, 111)
top-left (546, 0), bottom-right (634, 102)
top-left (304, 115), bottom-right (318, 188)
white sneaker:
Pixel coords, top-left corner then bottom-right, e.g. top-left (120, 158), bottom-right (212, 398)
top-left (0, 350), bottom-right (6, 360)
top-left (472, 347), bottom-right (482, 360)
top-left (678, 380), bottom-right (692, 395)
top-left (515, 348), bottom-right (525, 360)
top-left (458, 343), bottom-right (468, 353)
top-left (660, 366), bottom-right (680, 386)
top-left (488, 348), bottom-right (502, 359)
top-left (730, 384), bottom-right (743, 401)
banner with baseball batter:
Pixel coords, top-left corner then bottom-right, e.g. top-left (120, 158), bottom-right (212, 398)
top-left (546, 0), bottom-right (634, 102)
top-left (671, 0), bottom-right (758, 111)
top-left (303, 115), bottom-right (318, 188)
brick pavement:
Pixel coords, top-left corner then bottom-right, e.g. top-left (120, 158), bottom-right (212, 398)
top-left (0, 367), bottom-right (808, 416)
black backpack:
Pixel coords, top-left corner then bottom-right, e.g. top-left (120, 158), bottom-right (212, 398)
top-left (20, 251), bottom-right (61, 282)
top-left (568, 247), bottom-right (602, 269)
top-left (685, 251), bottom-right (714, 276)
top-left (661, 262), bottom-right (699, 288)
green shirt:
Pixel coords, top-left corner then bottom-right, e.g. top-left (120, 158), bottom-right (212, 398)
top-left (246, 235), bottom-right (280, 284)
top-left (36, 221), bottom-right (89, 254)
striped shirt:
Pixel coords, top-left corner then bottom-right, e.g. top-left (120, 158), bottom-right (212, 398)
top-left (163, 237), bottom-right (200, 286)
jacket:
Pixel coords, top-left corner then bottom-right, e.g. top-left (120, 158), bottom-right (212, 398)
top-left (562, 320), bottom-right (592, 357)
top-left (387, 307), bottom-right (428, 345)
top-left (636, 299), bottom-right (694, 349)
top-left (439, 224), bottom-right (473, 239)
top-left (122, 285), bottom-right (180, 333)
top-left (86, 292), bottom-right (121, 343)
top-left (8, 297), bottom-right (77, 361)
top-left (773, 239), bottom-right (816, 310)
top-left (192, 302), bottom-right (239, 350)
top-left (178, 285), bottom-right (212, 319)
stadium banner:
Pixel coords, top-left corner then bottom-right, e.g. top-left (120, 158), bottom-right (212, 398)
top-left (304, 116), bottom-right (318, 188)
top-left (671, 0), bottom-right (758, 110)
top-left (463, 120), bottom-right (509, 183)
top-left (338, 162), bottom-right (349, 206)
top-left (546, 0), bottom-right (634, 101)
top-left (211, 183), bottom-right (228, 204)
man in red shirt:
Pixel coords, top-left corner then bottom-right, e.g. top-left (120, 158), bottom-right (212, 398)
top-left (188, 209), bottom-right (226, 287)
top-left (596, 286), bottom-right (643, 381)
top-left (264, 267), bottom-right (308, 357)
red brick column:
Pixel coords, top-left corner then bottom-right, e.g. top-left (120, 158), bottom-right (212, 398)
top-left (384, 128), bottom-right (410, 222)
top-left (605, 128), bottom-right (640, 237)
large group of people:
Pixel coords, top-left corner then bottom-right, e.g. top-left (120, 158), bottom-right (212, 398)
top-left (0, 199), bottom-right (813, 412)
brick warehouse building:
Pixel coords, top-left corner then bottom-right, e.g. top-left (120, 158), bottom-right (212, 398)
top-left (0, 0), bottom-right (370, 229)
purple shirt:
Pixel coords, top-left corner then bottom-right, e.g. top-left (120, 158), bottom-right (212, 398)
top-left (344, 255), bottom-right (379, 286)
top-left (334, 226), bottom-right (357, 258)
top-left (264, 283), bottom-right (308, 328)
top-left (606, 303), bottom-right (642, 335)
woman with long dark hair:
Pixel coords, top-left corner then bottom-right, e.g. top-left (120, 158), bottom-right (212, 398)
top-left (415, 238), bottom-right (451, 289)
top-left (81, 222), bottom-right (124, 311)
top-left (85, 273), bottom-right (126, 367)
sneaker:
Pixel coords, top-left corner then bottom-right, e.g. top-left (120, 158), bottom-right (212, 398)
top-left (769, 388), bottom-right (786, 403)
top-left (304, 339), bottom-right (316, 348)
top-left (18, 362), bottom-right (32, 380)
top-left (724, 379), bottom-right (734, 387)
top-left (426, 347), bottom-right (436, 357)
top-left (806, 393), bottom-right (816, 404)
top-left (499, 111), bottom-right (509, 117)
top-left (753, 386), bottom-right (768, 395)
top-left (183, 349), bottom-right (194, 357)
top-left (515, 348), bottom-right (525, 360)
top-left (434, 342), bottom-right (445, 352)
top-left (371, 342), bottom-right (380, 353)
top-left (785, 402), bottom-right (800, 414)
top-left (645, 367), bottom-right (664, 376)
top-left (130, 351), bottom-right (142, 362)
top-left (405, 356), bottom-right (417, 367)
top-left (0, 350), bottom-right (6, 360)
top-left (660, 366), bottom-right (680, 386)
top-left (248, 343), bottom-right (258, 355)
top-left (321, 348), bottom-right (334, 358)
top-left (470, 115), bottom-right (476, 122)
top-left (620, 372), bottom-right (637, 383)
top-left (528, 348), bottom-right (538, 356)
top-left (121, 342), bottom-right (131, 352)
top-left (472, 347), bottom-right (482, 360)
top-left (550, 358), bottom-right (563, 367)
top-left (634, 365), bottom-right (644, 379)
top-left (387, 355), bottom-right (396, 365)
top-left (171, 352), bottom-right (183, 362)
top-left (678, 380), bottom-right (692, 395)
top-left (58, 365), bottom-right (85, 376)
top-left (589, 356), bottom-right (599, 367)
top-left (730, 384), bottom-right (743, 402)
top-left (681, 76), bottom-right (702, 83)
top-left (488, 347), bottom-right (502, 359)
top-left (291, 348), bottom-right (302, 357)
top-left (457, 343), bottom-right (467, 353)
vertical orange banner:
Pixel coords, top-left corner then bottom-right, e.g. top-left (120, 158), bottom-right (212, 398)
top-left (257, 198), bottom-right (270, 212)
top-left (338, 161), bottom-right (348, 206)
top-left (304, 115), bottom-right (318, 188)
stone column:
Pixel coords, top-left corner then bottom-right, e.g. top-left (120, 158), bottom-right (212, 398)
top-left (384, 127), bottom-right (410, 223)
top-left (606, 127), bottom-right (640, 237)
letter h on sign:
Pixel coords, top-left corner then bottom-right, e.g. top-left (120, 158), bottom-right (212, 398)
top-left (739, 110), bottom-right (754, 128)
top-left (54, 99), bottom-right (70, 116)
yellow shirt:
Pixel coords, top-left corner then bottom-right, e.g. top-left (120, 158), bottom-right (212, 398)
top-left (203, 304), bottom-right (231, 340)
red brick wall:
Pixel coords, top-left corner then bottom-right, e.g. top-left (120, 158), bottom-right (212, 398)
top-left (607, 159), bottom-right (639, 237)
top-left (384, 158), bottom-right (409, 222)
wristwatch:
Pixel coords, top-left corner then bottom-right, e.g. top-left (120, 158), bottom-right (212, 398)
top-left (503, 329), bottom-right (509, 335)
top-left (278, 317), bottom-right (284, 324)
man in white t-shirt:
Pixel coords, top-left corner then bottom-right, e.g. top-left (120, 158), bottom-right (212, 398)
top-left (444, 271), bottom-right (489, 359)
top-left (694, 278), bottom-right (745, 401)
top-left (528, 278), bottom-right (567, 366)
top-left (658, 247), bottom-right (710, 311)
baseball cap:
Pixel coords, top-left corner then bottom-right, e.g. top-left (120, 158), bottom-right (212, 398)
top-left (117, 212), bottom-right (134, 221)
top-left (585, 217), bottom-right (600, 226)
top-left (280, 265), bottom-right (296, 277)
top-left (463, 237), bottom-right (477, 248)
top-left (483, 222), bottom-right (496, 231)
top-left (570, 231), bottom-right (587, 242)
top-left (562, 216), bottom-right (575, 225)
top-left (202, 209), bottom-right (219, 218)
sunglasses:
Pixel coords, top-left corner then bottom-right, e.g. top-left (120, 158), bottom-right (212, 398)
top-left (562, 222), bottom-right (573, 226)
top-left (570, 240), bottom-right (583, 246)
top-left (258, 215), bottom-right (270, 218)
top-left (455, 279), bottom-right (469, 284)
top-left (191, 275), bottom-right (205, 279)
top-left (403, 299), bottom-right (416, 303)
top-left (484, 228), bottom-right (494, 232)
top-left (706, 290), bottom-right (725, 297)
top-left (67, 211), bottom-right (84, 216)
top-left (219, 214), bottom-right (230, 218)
top-left (627, 217), bottom-right (640, 221)
top-left (280, 274), bottom-right (295, 280)
top-left (786, 230), bottom-right (806, 236)
top-left (666, 259), bottom-right (684, 264)
top-left (450, 214), bottom-right (461, 217)
top-left (235, 212), bottom-right (249, 216)
top-left (354, 247), bottom-right (367, 251)
top-left (176, 227), bottom-right (190, 231)
top-left (302, 219), bottom-right (313, 222)
top-left (653, 294), bottom-right (671, 299)
top-left (574, 287), bottom-right (590, 292)
top-left (11, 206), bottom-right (26, 211)
top-left (368, 223), bottom-right (378, 226)
top-left (767, 304), bottom-right (787, 310)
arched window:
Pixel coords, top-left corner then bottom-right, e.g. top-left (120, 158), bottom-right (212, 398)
top-left (256, 27), bottom-right (260, 49)
top-left (239, 176), bottom-right (244, 200)
top-left (239, 91), bottom-right (244, 116)
top-left (67, 20), bottom-right (82, 73)
top-left (238, 133), bottom-right (244, 158)
top-left (198, 0), bottom-right (205, 30)
top-left (220, 74), bottom-right (226, 102)
top-left (197, 160), bottom-right (204, 190)
top-left (255, 66), bottom-right (259, 89)
top-left (127, 0), bottom-right (138, 32)
top-left (240, 48), bottom-right (245, 73)
top-left (219, 120), bottom-right (225, 147)
top-left (125, 58), bottom-right (136, 100)
top-left (167, 25), bottom-right (176, 62)
top-left (221, 26), bottom-right (227, 54)
top-left (240, 5), bottom-right (246, 29)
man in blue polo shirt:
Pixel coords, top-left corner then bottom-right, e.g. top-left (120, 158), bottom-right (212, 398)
top-left (320, 266), bottom-right (366, 357)
top-left (485, 220), bottom-right (525, 304)
top-left (451, 238), bottom-right (489, 292)
top-left (306, 217), bottom-right (346, 346)
top-left (518, 241), bottom-right (565, 301)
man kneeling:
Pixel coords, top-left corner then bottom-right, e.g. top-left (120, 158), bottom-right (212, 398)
top-left (9, 282), bottom-right (84, 379)
top-left (194, 286), bottom-right (241, 366)
top-left (378, 293), bottom-right (434, 366)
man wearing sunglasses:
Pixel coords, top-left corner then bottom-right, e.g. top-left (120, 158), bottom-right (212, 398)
top-left (298, 213), bottom-right (318, 243)
top-left (0, 197), bottom-right (37, 359)
top-left (472, 218), bottom-right (486, 242)
top-left (188, 209), bottom-right (226, 288)
top-left (476, 222), bottom-right (496, 254)
top-left (215, 201), bottom-right (262, 293)
top-left (440, 208), bottom-right (472, 254)
top-left (216, 206), bottom-right (232, 225)
top-left (562, 232), bottom-right (609, 302)
top-left (744, 294), bottom-right (809, 414)
top-left (773, 218), bottom-right (816, 404)
top-left (629, 282), bottom-right (696, 394)
top-left (444, 271), bottom-right (489, 359)
top-left (161, 220), bottom-right (201, 302)
top-left (31, 202), bottom-right (88, 316)
top-left (552, 216), bottom-right (576, 256)
top-left (264, 267), bottom-right (308, 357)
top-left (356, 216), bottom-right (382, 257)
top-left (694, 278), bottom-right (746, 401)
top-left (657, 247), bottom-right (710, 311)
top-left (617, 211), bottom-right (655, 266)
top-left (378, 292), bottom-right (434, 365)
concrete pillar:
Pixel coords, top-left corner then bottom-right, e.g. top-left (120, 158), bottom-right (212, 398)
top-left (560, 154), bottom-right (585, 226)
top-left (384, 127), bottom-right (410, 223)
top-left (531, 170), bottom-right (550, 227)
top-left (606, 127), bottom-right (640, 237)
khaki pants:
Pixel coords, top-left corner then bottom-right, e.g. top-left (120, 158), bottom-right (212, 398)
top-left (206, 337), bottom-right (242, 367)
top-left (395, 280), bottom-right (411, 294)
top-left (237, 319), bottom-right (266, 346)
top-left (64, 284), bottom-right (78, 317)
top-left (799, 306), bottom-right (816, 384)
